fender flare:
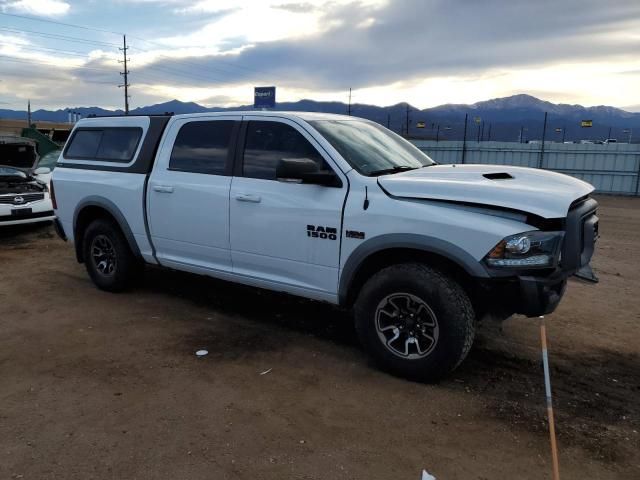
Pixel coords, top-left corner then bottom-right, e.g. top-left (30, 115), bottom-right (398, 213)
top-left (338, 233), bottom-right (489, 304)
top-left (73, 196), bottom-right (142, 262)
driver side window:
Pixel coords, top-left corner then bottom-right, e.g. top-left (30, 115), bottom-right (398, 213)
top-left (242, 121), bottom-right (329, 180)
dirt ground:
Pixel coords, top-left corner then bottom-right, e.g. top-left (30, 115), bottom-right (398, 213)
top-left (1, 195), bottom-right (639, 480)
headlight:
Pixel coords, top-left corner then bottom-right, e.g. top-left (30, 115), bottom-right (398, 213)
top-left (485, 231), bottom-right (564, 268)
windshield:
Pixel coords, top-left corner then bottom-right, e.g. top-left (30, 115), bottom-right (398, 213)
top-left (310, 119), bottom-right (435, 175)
top-left (0, 166), bottom-right (28, 181)
top-left (38, 150), bottom-right (61, 170)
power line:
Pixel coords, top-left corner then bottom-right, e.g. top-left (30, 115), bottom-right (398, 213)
top-left (129, 41), bottom-right (269, 77)
top-left (0, 11), bottom-right (123, 36)
top-left (1, 12), bottom-right (275, 86)
top-left (1, 47), bottom-right (232, 91)
top-left (0, 54), bottom-right (117, 74)
top-left (0, 26), bottom-right (121, 48)
top-left (129, 47), bottom-right (260, 84)
top-left (0, 41), bottom-right (115, 59)
top-left (2, 30), bottom-right (258, 88)
top-left (0, 67), bottom-right (116, 85)
top-left (144, 63), bottom-right (227, 85)
top-left (0, 10), bottom-right (273, 81)
top-left (133, 69), bottom-right (231, 90)
top-left (0, 14), bottom-right (293, 105)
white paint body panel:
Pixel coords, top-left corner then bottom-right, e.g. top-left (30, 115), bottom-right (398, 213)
top-left (53, 168), bottom-right (154, 259)
top-left (340, 174), bottom-right (536, 269)
top-left (53, 116), bottom-right (155, 261)
top-left (52, 111), bottom-right (595, 306)
top-left (378, 164), bottom-right (594, 219)
top-left (229, 115), bottom-right (347, 301)
top-left (147, 115), bottom-right (240, 272)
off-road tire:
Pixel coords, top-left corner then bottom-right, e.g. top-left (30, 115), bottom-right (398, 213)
top-left (82, 218), bottom-right (142, 292)
top-left (354, 263), bottom-right (475, 382)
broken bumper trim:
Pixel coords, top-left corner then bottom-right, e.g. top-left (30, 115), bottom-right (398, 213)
top-left (516, 274), bottom-right (568, 317)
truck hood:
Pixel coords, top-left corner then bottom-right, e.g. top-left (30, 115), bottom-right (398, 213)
top-left (378, 164), bottom-right (594, 218)
top-left (0, 139), bottom-right (39, 172)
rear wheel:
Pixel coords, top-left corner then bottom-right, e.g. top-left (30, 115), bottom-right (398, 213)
top-left (354, 263), bottom-right (475, 382)
top-left (82, 218), bottom-right (142, 292)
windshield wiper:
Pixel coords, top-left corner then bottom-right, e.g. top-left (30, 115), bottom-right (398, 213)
top-left (367, 166), bottom-right (419, 177)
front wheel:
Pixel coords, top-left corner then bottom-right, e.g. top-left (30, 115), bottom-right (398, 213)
top-left (354, 263), bottom-right (475, 382)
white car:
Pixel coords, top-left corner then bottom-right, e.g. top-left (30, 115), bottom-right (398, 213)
top-left (0, 138), bottom-right (57, 227)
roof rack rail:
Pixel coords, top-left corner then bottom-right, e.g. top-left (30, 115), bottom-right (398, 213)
top-left (86, 112), bottom-right (175, 118)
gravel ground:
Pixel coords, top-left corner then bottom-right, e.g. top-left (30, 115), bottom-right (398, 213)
top-left (1, 195), bottom-right (638, 480)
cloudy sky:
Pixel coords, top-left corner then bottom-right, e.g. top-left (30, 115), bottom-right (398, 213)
top-left (1, 0), bottom-right (640, 111)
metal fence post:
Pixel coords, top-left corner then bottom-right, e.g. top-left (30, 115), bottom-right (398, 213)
top-left (635, 152), bottom-right (640, 196)
top-left (539, 111), bottom-right (548, 169)
top-left (461, 113), bottom-right (468, 164)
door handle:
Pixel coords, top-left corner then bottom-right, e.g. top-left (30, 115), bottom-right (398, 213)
top-left (153, 185), bottom-right (174, 193)
top-left (235, 193), bottom-right (261, 203)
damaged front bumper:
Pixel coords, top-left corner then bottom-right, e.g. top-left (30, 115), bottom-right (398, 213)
top-left (481, 196), bottom-right (599, 318)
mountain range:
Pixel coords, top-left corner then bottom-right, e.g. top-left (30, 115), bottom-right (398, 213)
top-left (2, 94), bottom-right (638, 142)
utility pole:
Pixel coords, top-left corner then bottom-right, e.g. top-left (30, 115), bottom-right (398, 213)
top-left (405, 104), bottom-right (410, 137)
top-left (119, 34), bottom-right (130, 115)
top-left (562, 126), bottom-right (566, 143)
top-left (386, 113), bottom-right (390, 130)
top-left (487, 123), bottom-right (492, 141)
top-left (347, 88), bottom-right (352, 116)
top-left (519, 125), bottom-right (524, 143)
top-left (436, 124), bottom-right (440, 142)
top-left (27, 99), bottom-right (32, 127)
top-left (607, 126), bottom-right (612, 140)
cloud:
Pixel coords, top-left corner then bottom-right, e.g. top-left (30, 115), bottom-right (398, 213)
top-left (273, 2), bottom-right (319, 14)
top-left (128, 0), bottom-right (640, 94)
top-left (2, 0), bottom-right (640, 110)
top-left (0, 0), bottom-right (70, 16)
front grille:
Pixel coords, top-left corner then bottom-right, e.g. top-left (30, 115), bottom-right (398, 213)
top-left (561, 197), bottom-right (598, 273)
top-left (0, 193), bottom-right (45, 205)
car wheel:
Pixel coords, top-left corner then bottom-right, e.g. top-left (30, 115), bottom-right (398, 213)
top-left (354, 263), bottom-right (475, 382)
top-left (82, 218), bottom-right (142, 292)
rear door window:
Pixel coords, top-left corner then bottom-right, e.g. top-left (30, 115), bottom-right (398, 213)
top-left (65, 128), bottom-right (141, 162)
top-left (169, 120), bottom-right (235, 175)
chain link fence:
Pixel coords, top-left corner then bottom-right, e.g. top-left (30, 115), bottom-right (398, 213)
top-left (411, 140), bottom-right (640, 196)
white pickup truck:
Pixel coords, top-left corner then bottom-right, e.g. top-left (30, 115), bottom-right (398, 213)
top-left (51, 112), bottom-right (598, 380)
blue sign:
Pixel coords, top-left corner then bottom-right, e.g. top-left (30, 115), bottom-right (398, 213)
top-left (254, 86), bottom-right (276, 109)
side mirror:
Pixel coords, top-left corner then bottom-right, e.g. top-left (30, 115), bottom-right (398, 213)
top-left (276, 158), bottom-right (341, 187)
top-left (34, 167), bottom-right (51, 175)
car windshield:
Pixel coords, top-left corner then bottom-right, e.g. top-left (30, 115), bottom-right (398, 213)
top-left (309, 119), bottom-right (435, 176)
top-left (0, 166), bottom-right (28, 180)
top-left (38, 150), bottom-right (61, 170)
